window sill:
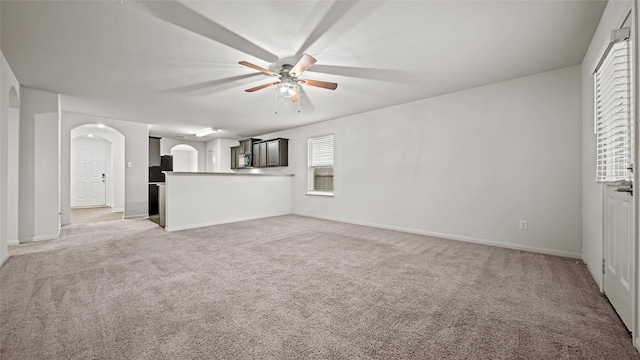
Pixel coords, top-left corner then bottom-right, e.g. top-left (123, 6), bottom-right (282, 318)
top-left (306, 191), bottom-right (334, 197)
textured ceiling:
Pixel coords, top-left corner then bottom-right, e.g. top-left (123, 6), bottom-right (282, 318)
top-left (0, 0), bottom-right (606, 140)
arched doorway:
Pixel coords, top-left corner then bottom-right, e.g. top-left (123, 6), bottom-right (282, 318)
top-left (69, 124), bottom-right (125, 224)
top-left (6, 87), bottom-right (20, 245)
top-left (171, 144), bottom-right (198, 172)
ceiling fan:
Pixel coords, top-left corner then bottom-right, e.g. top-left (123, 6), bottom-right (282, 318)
top-left (239, 54), bottom-right (338, 102)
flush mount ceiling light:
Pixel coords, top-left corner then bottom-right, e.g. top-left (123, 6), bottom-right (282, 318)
top-left (195, 128), bottom-right (218, 137)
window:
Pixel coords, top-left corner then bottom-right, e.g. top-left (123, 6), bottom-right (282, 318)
top-left (595, 28), bottom-right (632, 182)
top-left (308, 134), bottom-right (334, 196)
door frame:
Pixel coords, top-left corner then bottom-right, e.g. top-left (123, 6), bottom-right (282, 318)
top-left (633, 0), bottom-right (640, 349)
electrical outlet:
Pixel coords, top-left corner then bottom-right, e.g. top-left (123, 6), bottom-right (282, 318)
top-left (519, 220), bottom-right (528, 230)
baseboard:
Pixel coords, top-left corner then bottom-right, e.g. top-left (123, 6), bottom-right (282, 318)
top-left (165, 212), bottom-right (293, 232)
top-left (19, 233), bottom-right (59, 243)
top-left (635, 337), bottom-right (640, 354)
top-left (124, 213), bottom-right (148, 219)
top-left (0, 254), bottom-right (8, 269)
top-left (7, 239), bottom-right (19, 246)
top-left (112, 208), bottom-right (124, 213)
top-left (298, 214), bottom-right (582, 259)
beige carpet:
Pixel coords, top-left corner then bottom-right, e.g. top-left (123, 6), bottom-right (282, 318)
top-left (1, 215), bottom-right (638, 359)
top-left (70, 206), bottom-right (123, 224)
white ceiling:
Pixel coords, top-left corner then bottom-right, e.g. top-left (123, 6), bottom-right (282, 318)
top-left (1, 0), bottom-right (606, 141)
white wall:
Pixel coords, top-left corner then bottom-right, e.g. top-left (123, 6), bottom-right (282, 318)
top-left (19, 87), bottom-right (60, 242)
top-left (206, 138), bottom-right (237, 173)
top-left (164, 173), bottom-right (292, 231)
top-left (160, 137), bottom-right (205, 171)
top-left (61, 112), bottom-right (149, 222)
top-left (70, 125), bottom-right (125, 212)
top-left (0, 49), bottom-right (20, 266)
top-left (260, 66), bottom-right (583, 258)
top-left (581, 0), bottom-right (632, 291)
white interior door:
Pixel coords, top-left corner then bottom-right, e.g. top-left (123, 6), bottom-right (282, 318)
top-left (604, 184), bottom-right (634, 330)
top-left (72, 145), bottom-right (106, 207)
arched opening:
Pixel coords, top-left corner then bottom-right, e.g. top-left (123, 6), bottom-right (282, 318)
top-left (6, 87), bottom-right (20, 244)
top-left (70, 124), bottom-right (125, 224)
top-left (171, 144), bottom-right (198, 172)
top-left (9, 87), bottom-right (19, 108)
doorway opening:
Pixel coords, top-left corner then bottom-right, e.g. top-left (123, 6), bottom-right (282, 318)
top-left (207, 149), bottom-right (216, 172)
top-left (70, 124), bottom-right (125, 225)
top-left (171, 144), bottom-right (198, 172)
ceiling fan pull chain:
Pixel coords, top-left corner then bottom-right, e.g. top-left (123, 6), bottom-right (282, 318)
top-left (275, 92), bottom-right (279, 115)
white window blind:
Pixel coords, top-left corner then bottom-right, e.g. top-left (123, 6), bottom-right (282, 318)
top-left (595, 37), bottom-right (632, 182)
top-left (308, 134), bottom-right (334, 195)
top-left (309, 135), bottom-right (334, 167)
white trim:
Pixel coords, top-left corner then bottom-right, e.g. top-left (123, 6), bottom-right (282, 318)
top-left (0, 254), bottom-right (8, 269)
top-left (306, 191), bottom-right (334, 197)
top-left (124, 213), bottom-right (148, 219)
top-left (112, 208), bottom-right (124, 213)
top-left (585, 260), bottom-right (604, 291)
top-left (297, 213), bottom-right (582, 259)
top-left (19, 233), bottom-right (59, 243)
top-left (7, 239), bottom-right (19, 246)
top-left (165, 212), bottom-right (292, 232)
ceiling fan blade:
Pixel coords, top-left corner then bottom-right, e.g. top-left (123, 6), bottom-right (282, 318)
top-left (289, 54), bottom-right (317, 77)
top-left (300, 79), bottom-right (338, 90)
top-left (133, 2), bottom-right (278, 63)
top-left (168, 73), bottom-right (260, 93)
top-left (291, 92), bottom-right (301, 102)
top-left (308, 64), bottom-right (420, 84)
top-left (239, 61), bottom-right (278, 77)
top-left (245, 81), bottom-right (280, 92)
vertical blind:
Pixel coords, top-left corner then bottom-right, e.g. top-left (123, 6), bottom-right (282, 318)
top-left (595, 38), bottom-right (632, 182)
top-left (309, 134), bottom-right (334, 166)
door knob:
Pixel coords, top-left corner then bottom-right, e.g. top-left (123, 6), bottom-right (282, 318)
top-left (615, 186), bottom-right (633, 196)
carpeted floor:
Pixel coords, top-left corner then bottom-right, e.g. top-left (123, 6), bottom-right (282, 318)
top-left (1, 215), bottom-right (638, 359)
top-left (70, 206), bottom-right (123, 224)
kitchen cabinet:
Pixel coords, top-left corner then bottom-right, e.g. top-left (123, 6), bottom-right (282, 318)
top-left (230, 146), bottom-right (239, 169)
top-left (233, 138), bottom-right (288, 169)
top-left (251, 138), bottom-right (288, 168)
top-left (259, 142), bottom-right (267, 167)
top-left (252, 142), bottom-right (268, 168)
top-left (233, 138), bottom-right (261, 168)
top-left (149, 184), bottom-right (159, 215)
top-left (267, 140), bottom-right (280, 166)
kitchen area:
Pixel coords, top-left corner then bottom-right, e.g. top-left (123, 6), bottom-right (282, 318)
top-left (148, 136), bottom-right (173, 227)
top-left (148, 136), bottom-right (294, 231)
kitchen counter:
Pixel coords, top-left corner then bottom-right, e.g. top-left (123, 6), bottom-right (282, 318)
top-left (167, 172), bottom-right (294, 177)
top-left (163, 171), bottom-right (293, 231)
